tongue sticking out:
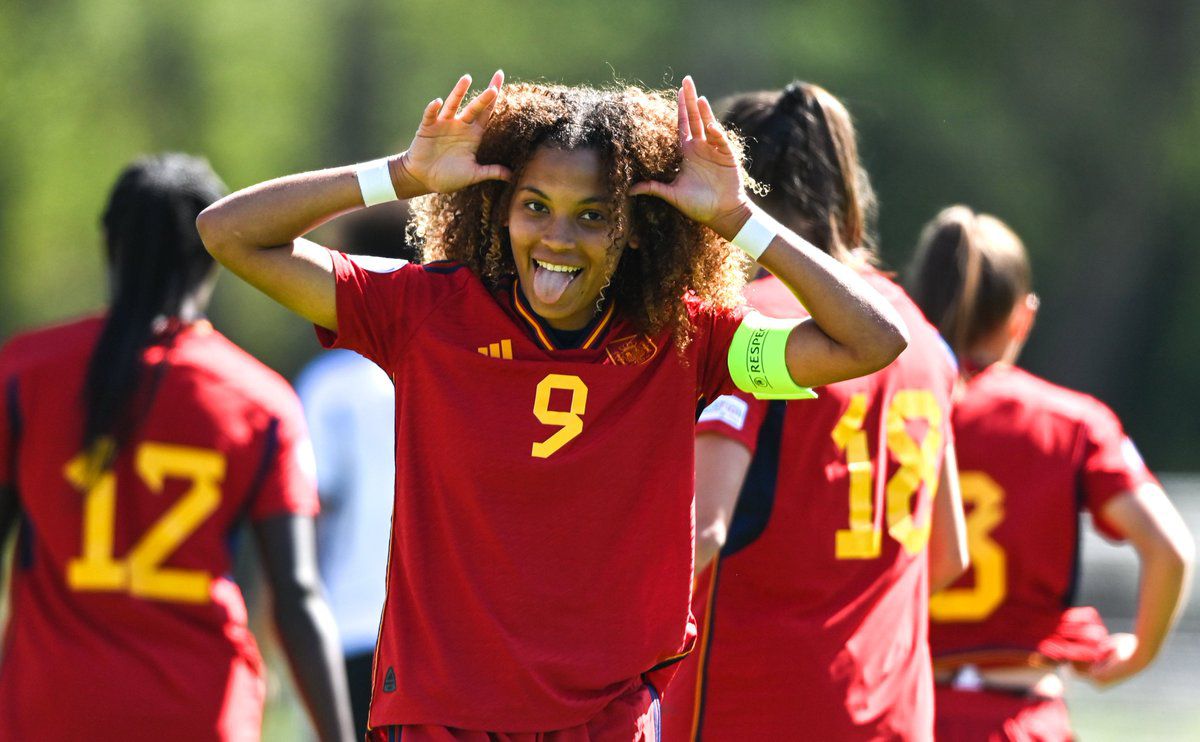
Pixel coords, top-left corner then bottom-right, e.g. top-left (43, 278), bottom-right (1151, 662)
top-left (532, 264), bottom-right (578, 305)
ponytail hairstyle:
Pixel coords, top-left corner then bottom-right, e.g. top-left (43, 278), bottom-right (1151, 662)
top-left (719, 81), bottom-right (878, 264)
top-left (905, 205), bottom-right (1031, 359)
top-left (82, 153), bottom-right (227, 460)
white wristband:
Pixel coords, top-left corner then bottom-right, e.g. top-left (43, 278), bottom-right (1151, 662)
top-left (355, 158), bottom-right (399, 207)
top-left (731, 209), bottom-right (781, 261)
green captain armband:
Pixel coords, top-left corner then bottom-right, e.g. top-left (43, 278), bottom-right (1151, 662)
top-left (727, 313), bottom-right (818, 400)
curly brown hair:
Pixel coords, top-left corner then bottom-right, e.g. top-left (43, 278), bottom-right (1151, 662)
top-left (409, 82), bottom-right (748, 349)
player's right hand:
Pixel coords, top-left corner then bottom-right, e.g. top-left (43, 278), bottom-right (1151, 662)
top-left (1084, 632), bottom-right (1149, 687)
top-left (397, 71), bottom-right (512, 196)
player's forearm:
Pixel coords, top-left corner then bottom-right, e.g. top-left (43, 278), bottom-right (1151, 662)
top-left (709, 204), bottom-right (908, 387)
top-left (928, 445), bottom-right (969, 593)
top-left (1102, 485), bottom-right (1195, 669)
top-left (1130, 532), bottom-right (1193, 665)
top-left (768, 235), bottom-right (908, 385)
top-left (928, 545), bottom-right (969, 594)
top-left (695, 525), bottom-right (725, 578)
top-left (197, 167), bottom-right (365, 263)
top-left (273, 591), bottom-right (356, 742)
top-left (693, 434), bottom-right (751, 578)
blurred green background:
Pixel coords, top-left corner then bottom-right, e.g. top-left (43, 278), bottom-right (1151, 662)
top-left (2, 0), bottom-right (1198, 468)
top-left (2, 2), bottom-right (1199, 739)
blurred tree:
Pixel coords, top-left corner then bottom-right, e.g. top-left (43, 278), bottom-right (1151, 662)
top-left (0, 0), bottom-right (1197, 467)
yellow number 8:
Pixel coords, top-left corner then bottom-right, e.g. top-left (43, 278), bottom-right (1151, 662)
top-left (929, 471), bottom-right (1007, 622)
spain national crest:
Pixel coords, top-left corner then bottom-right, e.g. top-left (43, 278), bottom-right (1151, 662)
top-left (604, 334), bottom-right (658, 366)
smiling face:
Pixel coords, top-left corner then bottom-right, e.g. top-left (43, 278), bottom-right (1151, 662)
top-left (507, 146), bottom-right (628, 331)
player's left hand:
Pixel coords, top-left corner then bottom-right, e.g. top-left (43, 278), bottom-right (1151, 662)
top-left (1084, 632), bottom-right (1149, 687)
top-left (630, 76), bottom-right (751, 242)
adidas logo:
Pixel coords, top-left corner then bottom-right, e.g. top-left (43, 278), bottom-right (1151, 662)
top-left (477, 339), bottom-right (514, 359)
top-left (382, 666), bottom-right (397, 692)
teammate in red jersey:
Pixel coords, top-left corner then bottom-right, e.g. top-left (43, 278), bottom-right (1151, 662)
top-left (661, 82), bottom-right (970, 741)
top-left (907, 206), bottom-right (1194, 741)
top-left (0, 154), bottom-right (355, 742)
top-left (196, 71), bottom-right (910, 740)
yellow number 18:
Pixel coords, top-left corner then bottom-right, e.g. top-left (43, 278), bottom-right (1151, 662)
top-left (833, 390), bottom-right (943, 560)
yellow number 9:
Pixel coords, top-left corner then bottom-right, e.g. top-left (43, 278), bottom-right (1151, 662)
top-left (531, 374), bottom-right (589, 458)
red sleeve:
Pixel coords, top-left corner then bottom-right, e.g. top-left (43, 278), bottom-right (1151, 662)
top-left (691, 298), bottom-right (750, 403)
top-left (313, 252), bottom-right (440, 370)
top-left (248, 394), bottom-right (320, 521)
top-left (696, 392), bottom-right (769, 455)
top-left (1078, 402), bottom-right (1158, 540)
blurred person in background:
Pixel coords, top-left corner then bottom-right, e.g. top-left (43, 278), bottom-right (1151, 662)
top-left (662, 82), bottom-right (968, 741)
top-left (295, 200), bottom-right (415, 739)
top-left (0, 153), bottom-right (355, 742)
top-left (908, 206), bottom-right (1194, 741)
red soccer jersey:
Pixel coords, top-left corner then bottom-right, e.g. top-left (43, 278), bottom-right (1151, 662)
top-left (0, 317), bottom-right (317, 741)
top-left (663, 270), bottom-right (956, 741)
top-left (315, 252), bottom-right (746, 732)
top-left (928, 364), bottom-right (1155, 666)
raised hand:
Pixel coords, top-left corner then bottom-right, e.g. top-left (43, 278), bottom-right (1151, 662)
top-left (630, 76), bottom-right (750, 240)
top-left (397, 71), bottom-right (512, 196)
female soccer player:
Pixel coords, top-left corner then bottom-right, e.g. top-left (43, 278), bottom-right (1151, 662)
top-left (196, 71), bottom-right (909, 739)
top-left (908, 206), bottom-right (1193, 741)
top-left (0, 154), bottom-right (355, 741)
top-left (661, 82), bottom-right (969, 741)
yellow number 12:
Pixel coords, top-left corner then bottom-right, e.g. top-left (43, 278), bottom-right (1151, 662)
top-left (66, 442), bottom-right (225, 604)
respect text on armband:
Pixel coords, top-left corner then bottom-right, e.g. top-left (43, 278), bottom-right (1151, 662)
top-left (745, 327), bottom-right (770, 389)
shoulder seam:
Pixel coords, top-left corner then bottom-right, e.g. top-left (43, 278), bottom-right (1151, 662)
top-left (239, 416), bottom-right (281, 520)
top-left (391, 269), bottom-right (475, 361)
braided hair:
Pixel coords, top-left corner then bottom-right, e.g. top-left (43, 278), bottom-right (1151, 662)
top-left (83, 153), bottom-right (227, 460)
